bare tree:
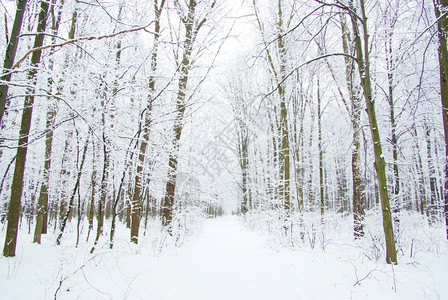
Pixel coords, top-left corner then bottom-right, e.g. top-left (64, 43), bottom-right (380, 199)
top-left (433, 0), bottom-right (448, 239)
top-left (252, 0), bottom-right (292, 219)
top-left (346, 0), bottom-right (397, 263)
top-left (131, 0), bottom-right (166, 244)
top-left (340, 12), bottom-right (365, 238)
top-left (162, 0), bottom-right (217, 230)
top-left (3, 0), bottom-right (50, 257)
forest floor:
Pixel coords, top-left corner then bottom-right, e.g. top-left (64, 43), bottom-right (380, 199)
top-left (1, 215), bottom-right (448, 299)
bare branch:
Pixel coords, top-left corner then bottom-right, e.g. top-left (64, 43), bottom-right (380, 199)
top-left (12, 22), bottom-right (155, 69)
top-left (264, 52), bottom-right (358, 100)
top-left (314, 0), bottom-right (363, 21)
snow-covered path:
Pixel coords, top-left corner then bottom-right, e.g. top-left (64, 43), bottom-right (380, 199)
top-left (153, 215), bottom-right (298, 300)
top-left (133, 216), bottom-right (446, 300)
top-left (2, 215), bottom-right (447, 300)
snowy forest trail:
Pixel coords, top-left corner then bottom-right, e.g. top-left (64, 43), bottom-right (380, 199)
top-left (141, 216), bottom-right (446, 300)
top-left (156, 215), bottom-right (296, 300)
top-left (2, 215), bottom-right (447, 300)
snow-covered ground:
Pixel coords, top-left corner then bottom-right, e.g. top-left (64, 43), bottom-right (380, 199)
top-left (1, 215), bottom-right (448, 300)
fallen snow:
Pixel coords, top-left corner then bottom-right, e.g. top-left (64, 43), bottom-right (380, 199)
top-left (1, 215), bottom-right (448, 299)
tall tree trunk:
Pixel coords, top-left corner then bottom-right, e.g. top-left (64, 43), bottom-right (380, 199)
top-left (411, 126), bottom-right (427, 214)
top-left (90, 130), bottom-right (108, 254)
top-left (162, 0), bottom-right (215, 229)
top-left (233, 97), bottom-right (250, 214)
top-left (86, 138), bottom-right (96, 242)
top-left (277, 0), bottom-right (290, 217)
top-left (307, 87), bottom-right (315, 210)
top-left (425, 124), bottom-right (438, 224)
top-left (126, 167), bottom-right (132, 229)
top-left (58, 128), bottom-right (74, 224)
top-left (0, 0), bottom-right (28, 124)
top-left (317, 78), bottom-right (324, 217)
top-left (240, 136), bottom-right (249, 214)
top-left (130, 0), bottom-right (165, 243)
top-left (349, 0), bottom-right (397, 264)
top-left (433, 0), bottom-right (448, 239)
top-left (36, 2), bottom-right (76, 241)
top-left (162, 72), bottom-right (189, 228)
top-left (253, 0), bottom-right (290, 217)
top-left (3, 0), bottom-right (50, 257)
top-left (56, 136), bottom-right (89, 245)
top-left (292, 83), bottom-right (307, 212)
top-left (384, 20), bottom-right (401, 230)
top-left (33, 100), bottom-right (55, 242)
top-left (341, 13), bottom-right (365, 238)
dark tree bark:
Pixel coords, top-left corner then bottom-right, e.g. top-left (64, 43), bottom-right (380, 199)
top-left (56, 136), bottom-right (89, 245)
top-left (130, 0), bottom-right (165, 243)
top-left (425, 124), bottom-right (438, 224)
top-left (3, 0), bottom-right (50, 257)
top-left (433, 0), bottom-right (448, 239)
top-left (86, 139), bottom-right (97, 242)
top-left (162, 0), bottom-right (216, 230)
top-left (33, 0), bottom-right (62, 239)
top-left (90, 131), bottom-right (108, 254)
top-left (0, 0), bottom-right (28, 125)
top-left (348, 0), bottom-right (397, 264)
